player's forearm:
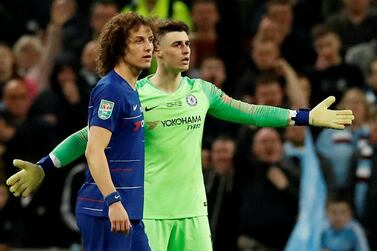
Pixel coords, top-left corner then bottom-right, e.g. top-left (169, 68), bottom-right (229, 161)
top-left (38, 127), bottom-right (88, 170)
top-left (85, 148), bottom-right (116, 197)
top-left (211, 97), bottom-right (291, 127)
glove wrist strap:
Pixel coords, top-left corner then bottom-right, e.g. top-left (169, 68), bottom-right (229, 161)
top-left (37, 155), bottom-right (55, 172)
top-left (293, 109), bottom-right (310, 125)
top-left (104, 191), bottom-right (122, 207)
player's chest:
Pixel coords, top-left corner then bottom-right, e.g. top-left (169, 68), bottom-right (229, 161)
top-left (140, 91), bottom-right (208, 131)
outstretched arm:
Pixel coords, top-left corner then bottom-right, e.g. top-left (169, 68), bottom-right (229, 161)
top-left (6, 127), bottom-right (89, 197)
top-left (202, 81), bottom-right (354, 129)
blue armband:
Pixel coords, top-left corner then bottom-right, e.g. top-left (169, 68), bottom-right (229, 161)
top-left (37, 155), bottom-right (56, 172)
top-left (293, 109), bottom-right (310, 125)
top-left (104, 191), bottom-right (122, 206)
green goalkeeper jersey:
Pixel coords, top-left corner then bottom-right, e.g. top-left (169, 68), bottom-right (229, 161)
top-left (137, 76), bottom-right (289, 219)
top-left (50, 75), bottom-right (290, 219)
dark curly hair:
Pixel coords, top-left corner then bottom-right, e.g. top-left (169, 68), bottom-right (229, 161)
top-left (96, 12), bottom-right (152, 76)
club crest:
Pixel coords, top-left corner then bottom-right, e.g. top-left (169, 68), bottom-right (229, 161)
top-left (186, 95), bottom-right (197, 106)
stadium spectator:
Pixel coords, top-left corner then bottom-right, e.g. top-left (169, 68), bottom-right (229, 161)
top-left (321, 190), bottom-right (370, 251)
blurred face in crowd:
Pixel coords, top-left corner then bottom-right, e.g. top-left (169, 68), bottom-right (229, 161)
top-left (255, 82), bottom-right (283, 106)
top-left (58, 67), bottom-right (77, 85)
top-left (0, 45), bottom-right (15, 83)
top-left (191, 1), bottom-right (219, 31)
top-left (266, 2), bottom-right (293, 33)
top-left (338, 88), bottom-right (368, 127)
top-left (91, 3), bottom-right (118, 37)
top-left (368, 59), bottom-right (377, 89)
top-left (314, 32), bottom-right (341, 64)
top-left (81, 41), bottom-right (97, 73)
top-left (13, 36), bottom-right (42, 71)
top-left (257, 17), bottom-right (285, 45)
top-left (200, 57), bottom-right (226, 88)
top-left (343, 0), bottom-right (370, 14)
top-left (211, 138), bottom-right (235, 175)
top-left (252, 40), bottom-right (280, 70)
top-left (3, 79), bottom-right (31, 119)
top-left (252, 128), bottom-right (283, 163)
top-left (155, 31), bottom-right (190, 73)
top-left (327, 202), bottom-right (352, 230)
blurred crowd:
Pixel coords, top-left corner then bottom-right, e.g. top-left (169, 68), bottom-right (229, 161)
top-left (1, 0), bottom-right (377, 250)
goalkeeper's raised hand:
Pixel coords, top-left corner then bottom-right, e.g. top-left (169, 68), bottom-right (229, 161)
top-left (294, 96), bottom-right (354, 129)
top-left (6, 159), bottom-right (45, 197)
top-left (310, 96), bottom-right (354, 129)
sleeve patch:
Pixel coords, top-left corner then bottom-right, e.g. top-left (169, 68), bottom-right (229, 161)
top-left (98, 99), bottom-right (115, 120)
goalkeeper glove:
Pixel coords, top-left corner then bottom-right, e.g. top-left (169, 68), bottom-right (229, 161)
top-left (294, 96), bottom-right (354, 129)
top-left (6, 159), bottom-right (45, 197)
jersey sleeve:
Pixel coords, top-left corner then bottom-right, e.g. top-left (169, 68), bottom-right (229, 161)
top-left (50, 127), bottom-right (89, 167)
top-left (201, 81), bottom-right (290, 127)
top-left (353, 222), bottom-right (371, 251)
top-left (89, 84), bottom-right (125, 132)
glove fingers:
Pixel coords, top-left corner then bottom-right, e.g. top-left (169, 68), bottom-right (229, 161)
top-left (335, 109), bottom-right (353, 115)
top-left (13, 159), bottom-right (34, 171)
top-left (336, 114), bottom-right (355, 120)
top-left (9, 179), bottom-right (25, 197)
top-left (318, 96), bottom-right (336, 108)
top-left (14, 183), bottom-right (28, 197)
top-left (22, 187), bottom-right (32, 197)
top-left (6, 172), bottom-right (21, 186)
top-left (335, 119), bottom-right (353, 125)
top-left (331, 122), bottom-right (345, 130)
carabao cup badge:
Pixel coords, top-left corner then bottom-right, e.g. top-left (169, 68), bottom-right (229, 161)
top-left (186, 95), bottom-right (197, 106)
top-left (98, 99), bottom-right (114, 120)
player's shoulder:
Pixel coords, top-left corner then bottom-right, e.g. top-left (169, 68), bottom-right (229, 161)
top-left (91, 71), bottom-right (125, 98)
top-left (182, 76), bottom-right (211, 89)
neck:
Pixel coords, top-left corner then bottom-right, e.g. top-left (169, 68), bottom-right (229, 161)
top-left (150, 65), bottom-right (182, 93)
top-left (114, 62), bottom-right (141, 89)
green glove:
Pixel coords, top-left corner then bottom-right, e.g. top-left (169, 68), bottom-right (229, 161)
top-left (310, 96), bottom-right (354, 129)
top-left (6, 159), bottom-right (45, 197)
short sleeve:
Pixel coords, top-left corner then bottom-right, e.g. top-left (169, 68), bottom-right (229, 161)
top-left (89, 84), bottom-right (125, 132)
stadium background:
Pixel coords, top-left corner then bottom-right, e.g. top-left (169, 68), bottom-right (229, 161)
top-left (1, 0), bottom-right (377, 250)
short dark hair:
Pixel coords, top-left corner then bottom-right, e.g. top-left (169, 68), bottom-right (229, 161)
top-left (255, 72), bottom-right (281, 88)
top-left (326, 189), bottom-right (352, 208)
top-left (312, 24), bottom-right (337, 41)
top-left (154, 19), bottom-right (189, 43)
top-left (96, 12), bottom-right (152, 76)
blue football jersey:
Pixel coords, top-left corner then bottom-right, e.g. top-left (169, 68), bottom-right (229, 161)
top-left (321, 220), bottom-right (370, 251)
top-left (76, 70), bottom-right (145, 220)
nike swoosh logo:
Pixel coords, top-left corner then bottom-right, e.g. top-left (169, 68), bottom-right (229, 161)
top-left (115, 195), bottom-right (120, 199)
top-left (133, 105), bottom-right (137, 111)
top-left (145, 105), bottom-right (159, 112)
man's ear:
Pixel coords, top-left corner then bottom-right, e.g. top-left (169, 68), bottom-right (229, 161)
top-left (154, 44), bottom-right (162, 57)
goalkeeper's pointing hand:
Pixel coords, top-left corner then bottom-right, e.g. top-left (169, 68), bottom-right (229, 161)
top-left (6, 159), bottom-right (45, 197)
top-left (310, 96), bottom-right (354, 129)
